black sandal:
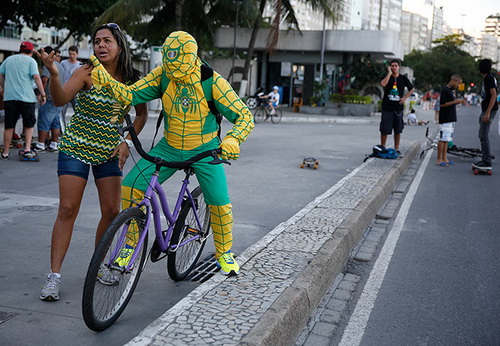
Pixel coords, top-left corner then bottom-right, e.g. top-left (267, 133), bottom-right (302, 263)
top-left (1, 152), bottom-right (9, 160)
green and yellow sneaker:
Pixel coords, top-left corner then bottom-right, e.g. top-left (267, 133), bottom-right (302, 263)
top-left (115, 245), bottom-right (134, 267)
top-left (216, 251), bottom-right (240, 276)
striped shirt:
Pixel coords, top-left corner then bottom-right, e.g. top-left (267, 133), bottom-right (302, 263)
top-left (60, 85), bottom-right (130, 165)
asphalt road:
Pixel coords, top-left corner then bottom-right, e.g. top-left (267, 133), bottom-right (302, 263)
top-left (337, 105), bottom-right (500, 345)
top-left (0, 108), bottom-right (433, 345)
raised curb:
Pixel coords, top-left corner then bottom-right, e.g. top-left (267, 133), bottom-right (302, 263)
top-left (238, 143), bottom-right (420, 346)
top-left (127, 141), bottom-right (421, 346)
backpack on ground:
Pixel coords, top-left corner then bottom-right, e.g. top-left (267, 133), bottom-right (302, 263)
top-left (363, 144), bottom-right (398, 162)
top-left (151, 62), bottom-right (222, 148)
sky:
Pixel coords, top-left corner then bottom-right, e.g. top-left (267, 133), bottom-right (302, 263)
top-left (435, 0), bottom-right (499, 36)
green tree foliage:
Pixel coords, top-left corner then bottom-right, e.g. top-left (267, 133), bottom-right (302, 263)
top-left (95, 0), bottom-right (340, 80)
top-left (404, 34), bottom-right (479, 91)
top-left (95, 0), bottom-right (219, 49)
top-left (0, 0), bottom-right (117, 47)
top-left (345, 56), bottom-right (387, 91)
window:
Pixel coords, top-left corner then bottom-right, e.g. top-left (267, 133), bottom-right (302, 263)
top-left (0, 24), bottom-right (21, 39)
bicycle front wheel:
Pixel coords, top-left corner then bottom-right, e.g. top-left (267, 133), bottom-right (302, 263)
top-left (82, 207), bottom-right (148, 331)
top-left (271, 108), bottom-right (283, 124)
top-left (167, 186), bottom-right (210, 281)
top-left (254, 108), bottom-right (266, 124)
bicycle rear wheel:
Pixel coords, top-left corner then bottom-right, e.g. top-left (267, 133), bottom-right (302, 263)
top-left (271, 108), bottom-right (283, 124)
top-left (82, 207), bottom-right (148, 331)
top-left (167, 186), bottom-right (210, 281)
top-left (254, 108), bottom-right (266, 124)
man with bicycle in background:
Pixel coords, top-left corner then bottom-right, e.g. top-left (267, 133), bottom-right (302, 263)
top-left (91, 31), bottom-right (254, 276)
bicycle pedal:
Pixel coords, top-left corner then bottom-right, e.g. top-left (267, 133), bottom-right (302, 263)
top-left (150, 240), bottom-right (167, 262)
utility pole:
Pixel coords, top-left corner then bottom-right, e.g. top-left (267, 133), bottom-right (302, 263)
top-left (231, 0), bottom-right (241, 85)
top-left (319, 11), bottom-right (326, 82)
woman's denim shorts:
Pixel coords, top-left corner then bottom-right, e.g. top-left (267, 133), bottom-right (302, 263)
top-left (57, 151), bottom-right (122, 180)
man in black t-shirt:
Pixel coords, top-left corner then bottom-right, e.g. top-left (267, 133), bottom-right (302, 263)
top-left (437, 74), bottom-right (465, 166)
top-left (379, 59), bottom-right (415, 155)
top-left (473, 59), bottom-right (498, 170)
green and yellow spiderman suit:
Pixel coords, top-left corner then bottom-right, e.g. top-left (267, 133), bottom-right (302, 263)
top-left (91, 31), bottom-right (254, 259)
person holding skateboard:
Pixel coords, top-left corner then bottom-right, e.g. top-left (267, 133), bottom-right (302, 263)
top-left (436, 74), bottom-right (465, 167)
top-left (473, 59), bottom-right (498, 172)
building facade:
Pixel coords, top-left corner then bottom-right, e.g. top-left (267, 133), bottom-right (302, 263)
top-left (401, 11), bottom-right (430, 53)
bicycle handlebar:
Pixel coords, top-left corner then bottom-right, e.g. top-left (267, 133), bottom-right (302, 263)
top-left (120, 114), bottom-right (230, 169)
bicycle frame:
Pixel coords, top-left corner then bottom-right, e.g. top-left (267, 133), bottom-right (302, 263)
top-left (111, 167), bottom-right (203, 272)
top-left (106, 114), bottom-right (227, 272)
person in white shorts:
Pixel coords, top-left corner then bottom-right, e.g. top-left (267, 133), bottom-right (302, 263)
top-left (437, 74), bottom-right (465, 166)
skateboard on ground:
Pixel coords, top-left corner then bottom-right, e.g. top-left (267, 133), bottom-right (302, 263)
top-left (300, 157), bottom-right (319, 169)
top-left (11, 138), bottom-right (23, 149)
top-left (18, 149), bottom-right (39, 162)
top-left (472, 164), bottom-right (491, 175)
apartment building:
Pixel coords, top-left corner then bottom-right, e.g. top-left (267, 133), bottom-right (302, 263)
top-left (401, 11), bottom-right (429, 53)
top-left (0, 22), bottom-right (92, 62)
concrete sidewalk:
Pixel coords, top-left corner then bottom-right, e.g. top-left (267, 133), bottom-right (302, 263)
top-left (122, 106), bottom-right (435, 345)
top-left (127, 142), bottom-right (422, 345)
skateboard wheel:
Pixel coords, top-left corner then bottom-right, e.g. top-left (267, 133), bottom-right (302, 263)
top-left (300, 164), bottom-right (305, 168)
top-left (313, 165), bottom-right (318, 169)
top-left (473, 169), bottom-right (479, 175)
top-left (488, 170), bottom-right (492, 175)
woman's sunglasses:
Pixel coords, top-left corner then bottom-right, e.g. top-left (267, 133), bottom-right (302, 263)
top-left (101, 23), bottom-right (121, 31)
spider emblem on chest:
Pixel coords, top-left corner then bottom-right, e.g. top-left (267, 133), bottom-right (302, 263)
top-left (174, 85), bottom-right (198, 114)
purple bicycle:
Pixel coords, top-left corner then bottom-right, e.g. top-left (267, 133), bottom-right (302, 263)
top-left (82, 114), bottom-right (228, 331)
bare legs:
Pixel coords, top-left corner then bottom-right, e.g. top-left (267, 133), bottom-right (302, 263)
top-left (380, 133), bottom-right (400, 150)
top-left (49, 175), bottom-right (121, 274)
top-left (436, 141), bottom-right (449, 165)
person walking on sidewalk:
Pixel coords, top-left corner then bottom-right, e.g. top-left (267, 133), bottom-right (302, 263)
top-left (59, 45), bottom-right (80, 131)
top-left (436, 74), bottom-right (465, 167)
top-left (37, 23), bottom-right (148, 301)
top-left (473, 59), bottom-right (498, 171)
top-left (379, 59), bottom-right (415, 155)
top-left (0, 41), bottom-right (46, 159)
top-left (35, 46), bottom-right (64, 152)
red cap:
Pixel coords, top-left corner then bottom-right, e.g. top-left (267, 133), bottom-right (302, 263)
top-left (20, 41), bottom-right (34, 51)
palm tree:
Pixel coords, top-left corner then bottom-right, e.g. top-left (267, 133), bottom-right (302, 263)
top-left (217, 0), bottom-right (339, 88)
top-left (95, 0), bottom-right (340, 79)
top-left (94, 0), bottom-right (220, 48)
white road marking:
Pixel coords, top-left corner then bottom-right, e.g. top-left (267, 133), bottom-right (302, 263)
top-left (339, 147), bottom-right (432, 346)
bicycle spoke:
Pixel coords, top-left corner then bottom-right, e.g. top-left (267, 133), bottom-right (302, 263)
top-left (82, 207), bottom-right (148, 331)
top-left (168, 186), bottom-right (210, 281)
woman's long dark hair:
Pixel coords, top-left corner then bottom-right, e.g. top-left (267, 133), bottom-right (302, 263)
top-left (92, 24), bottom-right (141, 83)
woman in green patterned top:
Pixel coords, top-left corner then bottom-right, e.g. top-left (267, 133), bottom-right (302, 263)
top-left (36, 23), bottom-right (148, 301)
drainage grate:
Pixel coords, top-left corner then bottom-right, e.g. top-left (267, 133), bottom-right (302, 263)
top-left (20, 205), bottom-right (53, 211)
top-left (189, 254), bottom-right (221, 283)
top-left (0, 311), bottom-right (17, 325)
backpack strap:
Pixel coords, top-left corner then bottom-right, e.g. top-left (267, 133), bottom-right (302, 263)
top-left (151, 70), bottom-right (170, 149)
